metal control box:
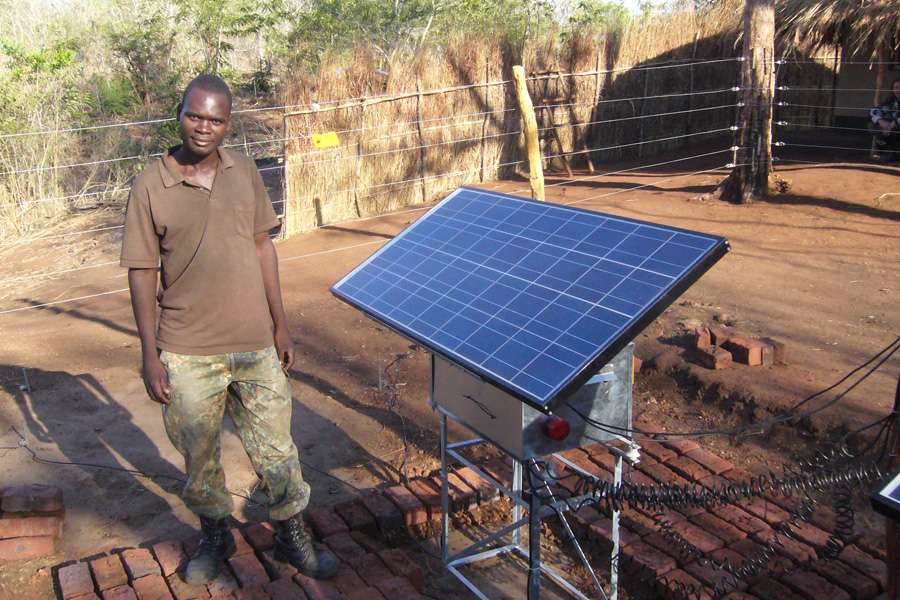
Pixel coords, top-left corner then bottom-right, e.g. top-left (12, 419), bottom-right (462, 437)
top-left (431, 343), bottom-right (633, 460)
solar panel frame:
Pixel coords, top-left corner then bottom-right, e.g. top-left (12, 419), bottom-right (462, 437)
top-left (332, 186), bottom-right (730, 412)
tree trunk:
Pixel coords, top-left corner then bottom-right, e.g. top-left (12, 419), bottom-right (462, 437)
top-left (719, 0), bottom-right (774, 203)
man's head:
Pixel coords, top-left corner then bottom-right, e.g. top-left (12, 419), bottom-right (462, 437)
top-left (176, 74), bottom-right (233, 158)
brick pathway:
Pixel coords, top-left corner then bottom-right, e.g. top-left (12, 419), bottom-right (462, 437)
top-left (51, 435), bottom-right (888, 600)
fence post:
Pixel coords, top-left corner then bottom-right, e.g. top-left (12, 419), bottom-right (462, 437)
top-left (415, 78), bottom-right (428, 204)
top-left (480, 62), bottom-right (491, 182)
top-left (512, 65), bottom-right (545, 201)
top-left (281, 114), bottom-right (293, 236)
top-left (352, 104), bottom-right (365, 218)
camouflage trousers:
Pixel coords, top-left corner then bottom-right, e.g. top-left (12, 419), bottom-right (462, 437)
top-left (159, 346), bottom-right (310, 521)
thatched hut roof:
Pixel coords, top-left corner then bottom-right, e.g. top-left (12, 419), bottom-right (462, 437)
top-left (777, 0), bottom-right (900, 60)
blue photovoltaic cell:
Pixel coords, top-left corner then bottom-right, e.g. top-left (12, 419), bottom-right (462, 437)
top-left (332, 187), bottom-right (728, 409)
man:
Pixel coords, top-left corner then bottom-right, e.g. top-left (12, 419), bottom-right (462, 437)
top-left (870, 77), bottom-right (900, 162)
top-left (121, 74), bottom-right (338, 584)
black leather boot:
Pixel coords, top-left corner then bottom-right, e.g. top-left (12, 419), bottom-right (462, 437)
top-left (184, 516), bottom-right (235, 584)
top-left (273, 514), bottom-right (339, 579)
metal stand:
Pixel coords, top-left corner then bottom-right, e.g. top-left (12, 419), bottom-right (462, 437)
top-left (439, 408), bottom-right (630, 600)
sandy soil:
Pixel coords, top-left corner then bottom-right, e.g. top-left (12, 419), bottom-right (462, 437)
top-left (0, 149), bottom-right (897, 598)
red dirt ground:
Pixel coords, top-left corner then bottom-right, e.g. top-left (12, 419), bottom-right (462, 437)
top-left (0, 150), bottom-right (897, 598)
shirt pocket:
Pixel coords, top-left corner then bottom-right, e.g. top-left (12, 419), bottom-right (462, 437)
top-left (233, 204), bottom-right (255, 239)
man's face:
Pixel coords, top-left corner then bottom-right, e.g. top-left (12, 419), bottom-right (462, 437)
top-left (178, 88), bottom-right (231, 157)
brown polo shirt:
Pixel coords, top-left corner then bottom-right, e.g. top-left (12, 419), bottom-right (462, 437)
top-left (120, 146), bottom-right (281, 355)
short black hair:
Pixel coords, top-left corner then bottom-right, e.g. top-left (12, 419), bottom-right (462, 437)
top-left (180, 74), bottom-right (233, 113)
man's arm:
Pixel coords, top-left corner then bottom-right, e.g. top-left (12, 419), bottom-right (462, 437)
top-left (128, 267), bottom-right (170, 403)
top-left (255, 232), bottom-right (295, 371)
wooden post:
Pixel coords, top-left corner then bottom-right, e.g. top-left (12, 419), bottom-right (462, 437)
top-left (281, 114), bottom-right (293, 236)
top-left (351, 104), bottom-right (365, 218)
top-left (829, 47), bottom-right (841, 127)
top-left (719, 0), bottom-right (775, 203)
top-left (637, 69), bottom-right (650, 159)
top-left (415, 79), bottom-right (428, 204)
top-left (480, 62), bottom-right (491, 182)
top-left (512, 65), bottom-right (545, 201)
top-left (686, 31), bottom-right (700, 136)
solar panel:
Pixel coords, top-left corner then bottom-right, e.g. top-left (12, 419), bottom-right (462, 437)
top-left (332, 187), bottom-right (729, 411)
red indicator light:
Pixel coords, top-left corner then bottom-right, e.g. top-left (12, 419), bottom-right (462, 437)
top-left (544, 415), bottom-right (571, 441)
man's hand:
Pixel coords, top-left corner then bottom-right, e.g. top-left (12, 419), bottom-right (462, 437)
top-left (275, 326), bottom-right (295, 372)
top-left (879, 118), bottom-right (894, 134)
top-left (142, 354), bottom-right (171, 404)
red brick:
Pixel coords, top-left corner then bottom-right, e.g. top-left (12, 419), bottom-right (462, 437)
top-left (0, 513), bottom-right (63, 538)
top-left (670, 520), bottom-right (724, 553)
top-left (132, 574), bottom-right (173, 600)
top-left (323, 532), bottom-right (366, 563)
top-left (304, 508), bottom-right (348, 540)
top-left (102, 586), bottom-right (138, 600)
top-left (205, 567), bottom-right (239, 597)
top-left (737, 496), bottom-right (791, 525)
top-left (120, 549), bottom-right (161, 581)
top-left (165, 575), bottom-right (210, 600)
top-left (1, 484), bottom-right (64, 513)
top-left (723, 337), bottom-right (765, 366)
top-left (405, 478), bottom-right (442, 520)
top-left (710, 505), bottom-right (769, 534)
top-left (639, 439), bottom-right (678, 463)
top-left (383, 485), bottom-right (427, 527)
top-left (660, 438), bottom-right (700, 455)
top-left (589, 519), bottom-right (640, 549)
top-left (695, 325), bottom-right (712, 348)
top-left (264, 577), bottom-right (307, 600)
top-left (232, 586), bottom-right (271, 600)
top-left (59, 562), bottom-right (96, 599)
top-left (708, 325), bottom-right (732, 347)
top-left (242, 522), bottom-right (275, 552)
top-left (685, 549), bottom-right (747, 592)
top-left (373, 575), bottom-right (418, 599)
top-left (788, 520), bottom-right (832, 551)
top-left (379, 548), bottom-right (424, 591)
top-left (759, 336), bottom-right (786, 364)
top-left (639, 461), bottom-right (685, 485)
top-left (781, 570), bottom-right (851, 600)
top-left (227, 528), bottom-right (254, 556)
top-left (353, 553), bottom-right (393, 583)
top-left (621, 512), bottom-right (657, 537)
top-left (430, 473), bottom-right (476, 513)
top-left (454, 467), bottom-right (499, 503)
top-left (480, 459), bottom-right (513, 492)
top-left (668, 455), bottom-right (714, 483)
top-left (91, 555), bottom-right (129, 591)
top-left (633, 356), bottom-right (643, 375)
top-left (333, 499), bottom-right (376, 532)
top-left (697, 345), bottom-right (733, 369)
top-left (0, 535), bottom-right (55, 560)
top-left (152, 541), bottom-right (187, 577)
top-left (228, 553), bottom-right (269, 588)
top-left (70, 593), bottom-right (102, 599)
top-left (838, 545), bottom-right (886, 591)
top-left (331, 563), bottom-right (365, 595)
top-left (657, 569), bottom-right (709, 599)
top-left (764, 491), bottom-right (804, 514)
top-left (690, 513), bottom-right (746, 544)
top-left (684, 448), bottom-right (733, 475)
top-left (258, 550), bottom-right (297, 581)
top-left (343, 587), bottom-right (385, 600)
top-left (292, 573), bottom-right (341, 600)
top-left (729, 538), bottom-right (795, 581)
top-left (813, 558), bottom-right (880, 600)
top-left (643, 532), bottom-right (685, 562)
top-left (567, 506), bottom-right (602, 539)
top-left (620, 541), bottom-right (677, 577)
top-left (349, 530), bottom-right (386, 554)
top-left (751, 529), bottom-right (816, 563)
top-left (750, 578), bottom-right (805, 600)
top-left (360, 491), bottom-right (404, 532)
top-left (721, 467), bottom-right (754, 483)
top-left (583, 443), bottom-right (616, 473)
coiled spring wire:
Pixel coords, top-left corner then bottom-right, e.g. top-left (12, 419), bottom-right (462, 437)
top-left (527, 444), bottom-right (885, 600)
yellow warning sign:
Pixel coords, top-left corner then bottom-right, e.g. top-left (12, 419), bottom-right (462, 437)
top-left (311, 131), bottom-right (340, 148)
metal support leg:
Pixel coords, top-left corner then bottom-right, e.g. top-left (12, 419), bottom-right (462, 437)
top-left (527, 461), bottom-right (541, 600)
top-left (611, 454), bottom-right (623, 600)
top-left (513, 460), bottom-right (523, 546)
top-left (440, 412), bottom-right (449, 562)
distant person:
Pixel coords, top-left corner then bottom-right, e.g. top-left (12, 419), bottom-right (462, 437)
top-left (870, 77), bottom-right (900, 162)
top-left (120, 74), bottom-right (337, 584)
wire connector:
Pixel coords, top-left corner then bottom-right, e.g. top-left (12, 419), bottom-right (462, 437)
top-left (773, 141), bottom-right (786, 147)
top-left (729, 125), bottom-right (739, 131)
top-left (776, 121), bottom-right (788, 126)
top-left (777, 101), bottom-right (790, 107)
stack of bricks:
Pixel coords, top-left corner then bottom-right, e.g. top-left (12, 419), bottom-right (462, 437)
top-left (51, 432), bottom-right (889, 599)
top-left (0, 484), bottom-right (64, 561)
top-left (694, 325), bottom-right (785, 370)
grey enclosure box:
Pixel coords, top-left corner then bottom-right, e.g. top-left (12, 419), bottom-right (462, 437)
top-left (431, 343), bottom-right (633, 460)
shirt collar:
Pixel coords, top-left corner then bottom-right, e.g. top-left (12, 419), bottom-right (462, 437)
top-left (159, 145), bottom-right (235, 188)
